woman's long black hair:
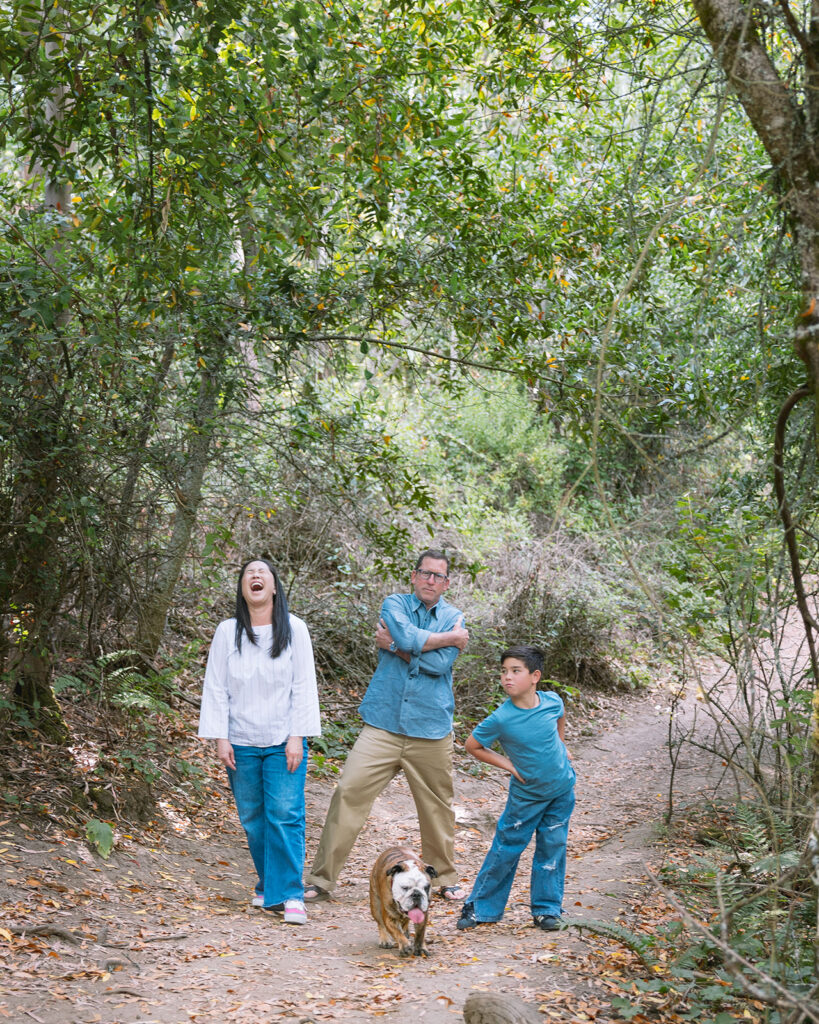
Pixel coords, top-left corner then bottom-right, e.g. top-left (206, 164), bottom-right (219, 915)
top-left (234, 558), bottom-right (292, 658)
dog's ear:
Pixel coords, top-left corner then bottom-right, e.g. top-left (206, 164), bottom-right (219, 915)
top-left (386, 863), bottom-right (406, 879)
top-left (424, 865), bottom-right (438, 878)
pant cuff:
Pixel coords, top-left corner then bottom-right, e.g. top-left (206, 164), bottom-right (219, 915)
top-left (471, 904), bottom-right (504, 923)
top-left (304, 873), bottom-right (334, 892)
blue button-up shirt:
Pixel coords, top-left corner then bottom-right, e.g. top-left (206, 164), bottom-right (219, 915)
top-left (358, 592), bottom-right (465, 740)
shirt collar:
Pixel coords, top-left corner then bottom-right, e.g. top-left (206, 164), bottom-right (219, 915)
top-left (409, 592), bottom-right (441, 617)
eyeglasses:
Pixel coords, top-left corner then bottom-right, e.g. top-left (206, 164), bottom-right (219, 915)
top-left (415, 569), bottom-right (448, 583)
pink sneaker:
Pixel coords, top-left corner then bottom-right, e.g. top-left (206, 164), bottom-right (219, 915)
top-left (283, 899), bottom-right (307, 925)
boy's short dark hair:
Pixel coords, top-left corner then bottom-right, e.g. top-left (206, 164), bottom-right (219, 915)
top-left (414, 548), bottom-right (450, 574)
top-left (500, 644), bottom-right (544, 674)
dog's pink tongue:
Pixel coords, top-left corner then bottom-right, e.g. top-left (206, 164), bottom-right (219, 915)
top-left (408, 909), bottom-right (425, 924)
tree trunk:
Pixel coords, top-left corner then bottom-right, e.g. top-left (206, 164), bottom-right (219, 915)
top-left (135, 341), bottom-right (225, 658)
top-left (7, 362), bottom-right (72, 742)
top-left (690, 0), bottom-right (819, 788)
top-left (109, 338), bottom-right (177, 579)
top-left (689, 0), bottom-right (819, 402)
top-left (5, 6), bottom-right (75, 740)
top-left (462, 991), bottom-right (541, 1024)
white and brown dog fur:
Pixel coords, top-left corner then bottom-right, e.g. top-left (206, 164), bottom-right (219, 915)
top-left (369, 846), bottom-right (437, 957)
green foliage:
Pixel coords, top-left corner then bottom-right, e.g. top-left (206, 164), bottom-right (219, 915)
top-left (497, 560), bottom-right (626, 690)
top-left (607, 800), bottom-right (817, 1022)
top-left (85, 818), bottom-right (114, 860)
top-left (566, 917), bottom-right (660, 967)
top-left (310, 718), bottom-right (361, 760)
top-left (0, 21), bottom-right (814, 1024)
top-left (663, 468), bottom-right (817, 810)
top-left (53, 651), bottom-right (176, 723)
top-left (429, 383), bottom-right (567, 515)
top-left (0, 0), bottom-right (803, 731)
top-left (113, 750), bottom-right (163, 786)
top-left (308, 718), bottom-right (362, 776)
top-left (667, 485), bottom-right (780, 643)
top-left (109, 690), bottom-right (173, 719)
top-left (560, 801), bottom-right (816, 1023)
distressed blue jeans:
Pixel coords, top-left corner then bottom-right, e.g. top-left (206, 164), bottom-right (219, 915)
top-left (467, 782), bottom-right (575, 921)
top-left (227, 742), bottom-right (307, 908)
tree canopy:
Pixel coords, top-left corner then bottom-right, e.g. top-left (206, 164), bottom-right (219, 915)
top-left (0, 0), bottom-right (815, 755)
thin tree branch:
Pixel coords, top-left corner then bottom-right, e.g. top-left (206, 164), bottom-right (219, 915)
top-left (265, 332), bottom-right (567, 383)
top-left (773, 386), bottom-right (819, 664)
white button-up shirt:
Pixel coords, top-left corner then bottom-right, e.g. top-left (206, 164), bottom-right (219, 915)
top-left (198, 614), bottom-right (321, 746)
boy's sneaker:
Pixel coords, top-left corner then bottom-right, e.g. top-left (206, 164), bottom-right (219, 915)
top-left (283, 899), bottom-right (307, 925)
top-left (251, 893), bottom-right (264, 907)
top-left (456, 902), bottom-right (478, 930)
top-left (533, 915), bottom-right (561, 931)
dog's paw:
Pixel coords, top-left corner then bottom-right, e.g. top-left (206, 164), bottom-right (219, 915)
top-left (399, 945), bottom-right (414, 957)
top-left (414, 946), bottom-right (429, 957)
top-left (378, 940), bottom-right (397, 949)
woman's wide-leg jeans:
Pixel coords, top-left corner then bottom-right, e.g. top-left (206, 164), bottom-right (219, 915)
top-left (228, 741), bottom-right (307, 907)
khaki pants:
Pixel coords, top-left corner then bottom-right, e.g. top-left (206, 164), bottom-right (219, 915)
top-left (306, 724), bottom-right (457, 889)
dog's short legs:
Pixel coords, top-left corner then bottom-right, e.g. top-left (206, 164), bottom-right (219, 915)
top-left (382, 915), bottom-right (410, 952)
top-left (412, 921), bottom-right (428, 957)
top-left (377, 921), bottom-right (398, 949)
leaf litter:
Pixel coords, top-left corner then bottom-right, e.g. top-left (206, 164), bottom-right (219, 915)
top-left (0, 688), bottom-right (729, 1022)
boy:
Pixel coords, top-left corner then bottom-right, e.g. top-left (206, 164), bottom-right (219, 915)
top-left (457, 645), bottom-right (575, 932)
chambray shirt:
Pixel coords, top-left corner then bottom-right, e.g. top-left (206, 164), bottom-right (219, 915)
top-left (358, 593), bottom-right (464, 740)
top-left (198, 614), bottom-right (321, 746)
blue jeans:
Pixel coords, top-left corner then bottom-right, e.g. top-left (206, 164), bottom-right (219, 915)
top-left (227, 742), bottom-right (307, 907)
top-left (467, 782), bottom-right (575, 921)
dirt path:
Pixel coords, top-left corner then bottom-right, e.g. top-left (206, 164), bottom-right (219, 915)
top-left (0, 685), bottom-right (716, 1023)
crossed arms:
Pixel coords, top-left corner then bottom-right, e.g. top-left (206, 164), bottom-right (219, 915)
top-left (374, 597), bottom-right (468, 675)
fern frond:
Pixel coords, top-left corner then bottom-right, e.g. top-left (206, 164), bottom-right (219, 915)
top-left (734, 803), bottom-right (769, 857)
top-left (563, 917), bottom-right (659, 967)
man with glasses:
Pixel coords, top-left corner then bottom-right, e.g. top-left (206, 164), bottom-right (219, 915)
top-left (304, 549), bottom-right (469, 902)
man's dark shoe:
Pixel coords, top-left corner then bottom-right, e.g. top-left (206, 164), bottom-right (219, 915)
top-left (533, 914), bottom-right (561, 931)
top-left (456, 902), bottom-right (478, 930)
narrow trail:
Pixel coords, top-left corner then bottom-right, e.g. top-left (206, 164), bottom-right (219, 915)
top-left (0, 684), bottom-right (719, 1023)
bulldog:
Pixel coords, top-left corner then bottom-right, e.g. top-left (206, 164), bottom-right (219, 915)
top-left (369, 846), bottom-right (437, 957)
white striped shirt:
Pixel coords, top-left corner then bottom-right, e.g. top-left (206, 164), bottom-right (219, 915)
top-left (198, 614), bottom-right (321, 745)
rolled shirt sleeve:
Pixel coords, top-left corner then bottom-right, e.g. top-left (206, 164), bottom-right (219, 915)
top-left (415, 645), bottom-right (460, 678)
top-left (381, 595), bottom-right (462, 678)
top-left (380, 594), bottom-right (431, 657)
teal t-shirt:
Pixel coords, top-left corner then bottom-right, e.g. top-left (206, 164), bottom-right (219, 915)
top-left (472, 691), bottom-right (575, 800)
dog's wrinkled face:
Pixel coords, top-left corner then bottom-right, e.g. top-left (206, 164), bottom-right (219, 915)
top-left (388, 862), bottom-right (432, 917)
